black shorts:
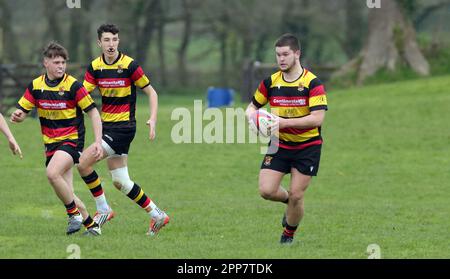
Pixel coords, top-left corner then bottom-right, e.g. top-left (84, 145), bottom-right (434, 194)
top-left (102, 128), bottom-right (136, 155)
top-left (45, 144), bottom-right (81, 167)
top-left (260, 144), bottom-right (322, 176)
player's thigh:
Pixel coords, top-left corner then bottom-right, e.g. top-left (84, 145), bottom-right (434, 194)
top-left (107, 155), bottom-right (128, 171)
top-left (259, 169), bottom-right (285, 193)
top-left (46, 151), bottom-right (74, 178)
top-left (289, 167), bottom-right (312, 200)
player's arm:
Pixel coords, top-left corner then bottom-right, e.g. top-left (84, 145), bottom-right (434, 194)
top-left (83, 64), bottom-right (98, 94)
top-left (86, 108), bottom-right (104, 160)
top-left (86, 108), bottom-right (103, 145)
top-left (74, 81), bottom-right (103, 160)
top-left (0, 113), bottom-right (22, 158)
top-left (278, 110), bottom-right (326, 129)
top-left (10, 109), bottom-right (27, 123)
top-left (11, 83), bottom-right (35, 124)
top-left (246, 78), bottom-right (271, 121)
top-left (130, 60), bottom-right (157, 141)
top-left (142, 85), bottom-right (158, 141)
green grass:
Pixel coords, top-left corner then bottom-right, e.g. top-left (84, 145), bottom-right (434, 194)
top-left (0, 75), bottom-right (449, 258)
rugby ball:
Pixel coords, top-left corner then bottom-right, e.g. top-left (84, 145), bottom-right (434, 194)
top-left (249, 109), bottom-right (277, 137)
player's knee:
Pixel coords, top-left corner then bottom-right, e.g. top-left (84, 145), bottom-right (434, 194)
top-left (46, 169), bottom-right (61, 184)
top-left (260, 191), bottom-right (274, 200)
top-left (259, 184), bottom-right (277, 200)
top-left (76, 160), bottom-right (88, 173)
top-left (110, 167), bottom-right (134, 194)
top-left (288, 190), bottom-right (305, 203)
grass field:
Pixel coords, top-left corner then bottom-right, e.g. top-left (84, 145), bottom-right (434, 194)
top-left (0, 75), bottom-right (449, 259)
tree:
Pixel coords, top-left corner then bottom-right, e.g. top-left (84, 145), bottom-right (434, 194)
top-left (281, 0), bottom-right (311, 54)
top-left (68, 6), bottom-right (82, 62)
top-left (357, 0), bottom-right (430, 83)
top-left (42, 0), bottom-right (65, 43)
top-left (136, 0), bottom-right (161, 66)
top-left (177, 0), bottom-right (193, 86)
top-left (0, 1), bottom-right (21, 62)
top-left (413, 0), bottom-right (450, 29)
top-left (343, 0), bottom-right (365, 59)
top-left (156, 0), bottom-right (169, 86)
top-left (81, 1), bottom-right (94, 61)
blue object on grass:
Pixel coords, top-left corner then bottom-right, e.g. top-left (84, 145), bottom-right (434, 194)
top-left (207, 87), bottom-right (234, 108)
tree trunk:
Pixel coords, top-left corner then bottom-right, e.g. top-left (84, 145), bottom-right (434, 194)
top-left (218, 11), bottom-right (229, 88)
top-left (241, 36), bottom-right (253, 62)
top-left (219, 31), bottom-right (228, 87)
top-left (43, 0), bottom-right (63, 43)
top-left (229, 33), bottom-right (239, 70)
top-left (157, 1), bottom-right (168, 87)
top-left (357, 0), bottom-right (429, 84)
top-left (81, 1), bottom-right (93, 61)
top-left (343, 0), bottom-right (364, 59)
top-left (68, 8), bottom-right (81, 62)
top-left (177, 0), bottom-right (192, 86)
top-left (281, 0), bottom-right (310, 53)
top-left (136, 0), bottom-right (159, 67)
top-left (255, 34), bottom-right (268, 62)
top-left (0, 1), bottom-right (21, 62)
top-left (131, 0), bottom-right (146, 56)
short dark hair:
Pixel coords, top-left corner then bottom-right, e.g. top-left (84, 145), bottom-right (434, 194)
top-left (43, 42), bottom-right (69, 60)
top-left (97, 23), bottom-right (120, 40)
top-left (275, 33), bottom-right (301, 52)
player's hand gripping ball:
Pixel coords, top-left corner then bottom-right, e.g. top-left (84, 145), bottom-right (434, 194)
top-left (249, 110), bottom-right (278, 137)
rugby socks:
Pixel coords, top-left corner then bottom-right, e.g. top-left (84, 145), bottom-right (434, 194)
top-left (283, 224), bottom-right (298, 239)
top-left (126, 183), bottom-right (161, 218)
top-left (81, 171), bottom-right (110, 213)
top-left (82, 216), bottom-right (97, 229)
top-left (65, 201), bottom-right (80, 217)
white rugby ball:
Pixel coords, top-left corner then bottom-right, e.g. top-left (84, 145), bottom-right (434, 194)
top-left (249, 109), bottom-right (277, 137)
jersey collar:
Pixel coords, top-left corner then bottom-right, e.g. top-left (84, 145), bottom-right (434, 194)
top-left (102, 52), bottom-right (122, 66)
top-left (281, 67), bottom-right (305, 84)
top-left (44, 73), bottom-right (66, 87)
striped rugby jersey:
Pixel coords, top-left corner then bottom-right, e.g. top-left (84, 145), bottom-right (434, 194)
top-left (83, 52), bottom-right (150, 130)
top-left (252, 69), bottom-right (328, 150)
top-left (17, 74), bottom-right (96, 157)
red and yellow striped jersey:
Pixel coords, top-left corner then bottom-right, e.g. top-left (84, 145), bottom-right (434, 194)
top-left (83, 52), bottom-right (150, 130)
top-left (252, 69), bottom-right (327, 149)
top-left (17, 74), bottom-right (96, 157)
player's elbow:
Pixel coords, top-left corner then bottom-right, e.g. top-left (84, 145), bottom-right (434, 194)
top-left (311, 111), bottom-right (325, 127)
top-left (145, 85), bottom-right (157, 97)
top-left (313, 118), bottom-right (324, 127)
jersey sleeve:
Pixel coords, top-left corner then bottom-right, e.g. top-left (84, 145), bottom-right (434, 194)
top-left (129, 60), bottom-right (151, 89)
top-left (83, 64), bottom-right (97, 93)
top-left (72, 81), bottom-right (96, 113)
top-left (16, 82), bottom-right (36, 113)
top-left (251, 78), bottom-right (271, 109)
top-left (308, 78), bottom-right (328, 111)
